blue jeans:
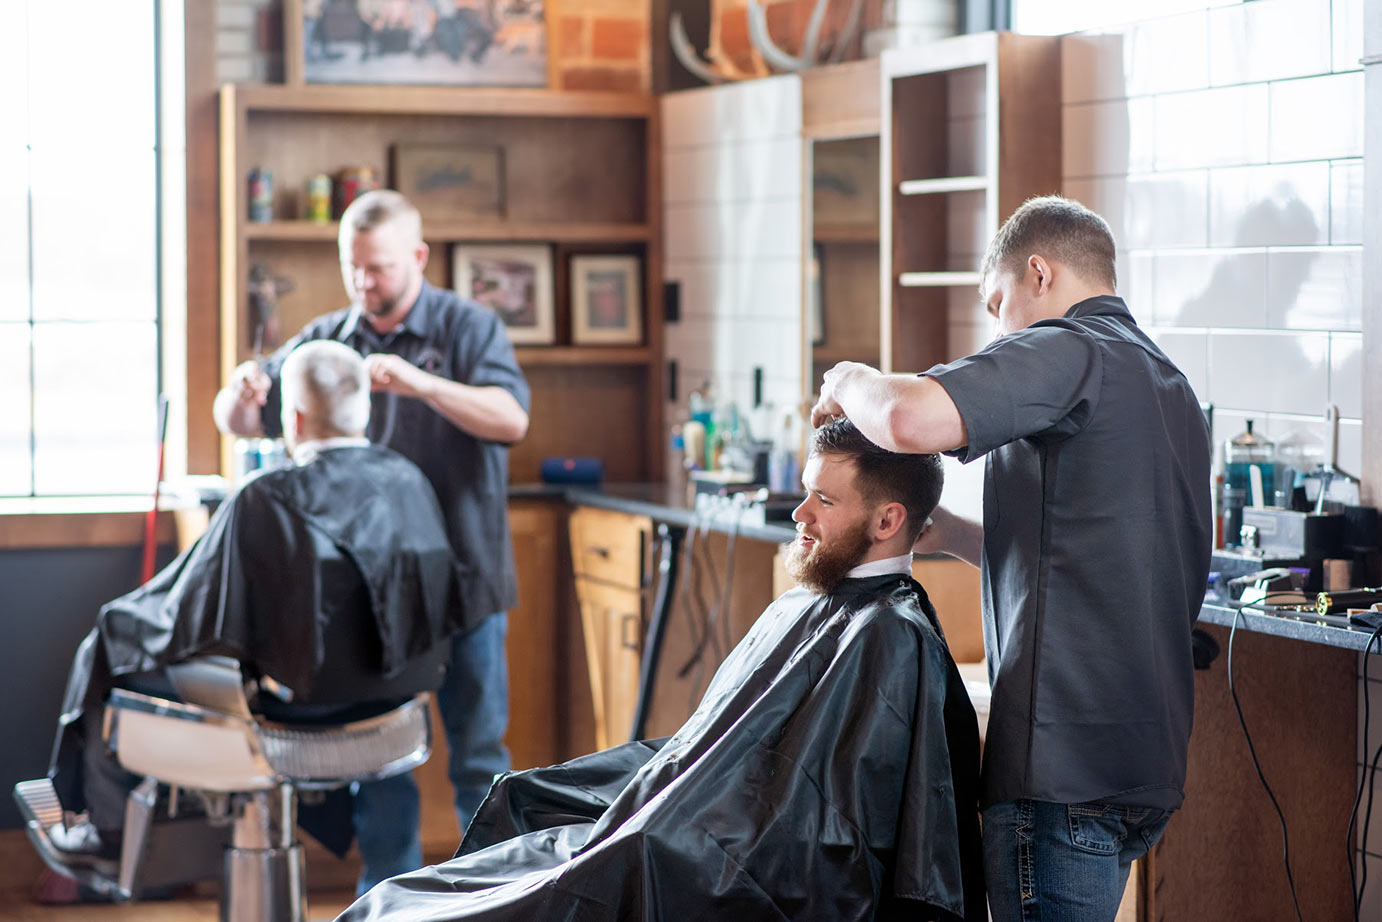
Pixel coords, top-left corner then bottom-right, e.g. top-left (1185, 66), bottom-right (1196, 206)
top-left (352, 613), bottom-right (511, 896)
top-left (982, 799), bottom-right (1172, 922)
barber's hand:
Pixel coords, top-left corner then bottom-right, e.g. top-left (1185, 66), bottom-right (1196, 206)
top-left (912, 506), bottom-right (952, 557)
top-left (810, 361), bottom-right (877, 428)
top-left (365, 353), bottom-right (432, 400)
top-left (228, 360), bottom-right (271, 407)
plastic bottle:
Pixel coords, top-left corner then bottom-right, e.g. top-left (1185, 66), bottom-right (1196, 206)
top-left (768, 413), bottom-right (801, 494)
top-left (1223, 420), bottom-right (1276, 546)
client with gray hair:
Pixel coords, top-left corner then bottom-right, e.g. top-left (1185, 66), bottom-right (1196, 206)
top-left (29, 340), bottom-right (462, 897)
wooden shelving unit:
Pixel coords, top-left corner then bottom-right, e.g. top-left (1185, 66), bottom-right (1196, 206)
top-left (880, 32), bottom-right (1061, 373)
top-left (219, 83), bottom-right (664, 483)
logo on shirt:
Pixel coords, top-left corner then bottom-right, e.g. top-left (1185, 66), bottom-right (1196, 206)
top-left (415, 346), bottom-right (445, 373)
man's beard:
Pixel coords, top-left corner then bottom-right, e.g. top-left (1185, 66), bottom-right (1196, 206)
top-left (783, 517), bottom-right (874, 594)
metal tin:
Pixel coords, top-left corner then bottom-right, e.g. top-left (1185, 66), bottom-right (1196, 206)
top-left (333, 166), bottom-right (380, 218)
top-left (306, 173), bottom-right (332, 223)
top-left (248, 167), bottom-right (274, 222)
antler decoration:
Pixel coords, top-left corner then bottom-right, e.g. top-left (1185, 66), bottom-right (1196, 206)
top-left (671, 0), bottom-right (869, 83)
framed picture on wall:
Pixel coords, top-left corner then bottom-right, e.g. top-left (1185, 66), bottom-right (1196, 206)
top-left (287, 0), bottom-right (551, 88)
top-left (454, 244), bottom-right (554, 345)
top-left (391, 143), bottom-right (505, 222)
top-left (571, 255), bottom-right (643, 346)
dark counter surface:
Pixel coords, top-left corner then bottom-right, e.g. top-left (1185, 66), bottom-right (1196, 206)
top-left (1197, 599), bottom-right (1382, 654)
top-left (510, 482), bottom-right (799, 544)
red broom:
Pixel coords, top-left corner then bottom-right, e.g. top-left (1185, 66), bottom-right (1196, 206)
top-left (140, 395), bottom-right (170, 584)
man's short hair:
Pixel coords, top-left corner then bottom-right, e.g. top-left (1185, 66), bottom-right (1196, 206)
top-left (338, 189), bottom-right (423, 248)
top-left (810, 418), bottom-right (943, 544)
top-left (280, 340), bottom-right (371, 437)
top-left (979, 194), bottom-right (1117, 292)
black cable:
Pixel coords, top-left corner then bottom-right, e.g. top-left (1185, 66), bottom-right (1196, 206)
top-left (1352, 624), bottom-right (1382, 919)
top-left (716, 508), bottom-right (742, 658)
top-left (1228, 606), bottom-right (1305, 922)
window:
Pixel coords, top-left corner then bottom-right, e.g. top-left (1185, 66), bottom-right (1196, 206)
top-left (1, 2), bottom-right (164, 497)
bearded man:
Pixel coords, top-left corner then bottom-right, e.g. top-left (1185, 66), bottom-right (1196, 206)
top-left (334, 418), bottom-right (984, 922)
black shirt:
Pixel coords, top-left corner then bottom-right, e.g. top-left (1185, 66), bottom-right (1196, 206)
top-left (258, 281), bottom-right (531, 627)
top-left (926, 296), bottom-right (1211, 810)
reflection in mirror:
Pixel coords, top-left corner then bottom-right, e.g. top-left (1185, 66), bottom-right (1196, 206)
top-left (809, 135), bottom-right (880, 397)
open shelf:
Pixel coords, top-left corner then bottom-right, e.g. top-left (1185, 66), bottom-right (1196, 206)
top-left (898, 175), bottom-right (989, 196)
top-left (515, 346), bottom-right (651, 367)
top-left (245, 220), bottom-right (653, 244)
top-left (898, 271), bottom-right (983, 288)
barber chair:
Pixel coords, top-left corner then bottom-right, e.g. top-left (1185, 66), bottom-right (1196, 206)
top-left (16, 637), bottom-right (447, 921)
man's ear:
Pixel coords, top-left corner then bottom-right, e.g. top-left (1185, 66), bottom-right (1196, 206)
top-left (874, 501), bottom-right (908, 543)
top-left (1027, 254), bottom-right (1053, 295)
top-left (414, 241), bottom-right (430, 272)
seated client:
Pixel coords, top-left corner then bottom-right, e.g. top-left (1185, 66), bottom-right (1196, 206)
top-left (337, 418), bottom-right (984, 922)
top-left (40, 339), bottom-right (460, 891)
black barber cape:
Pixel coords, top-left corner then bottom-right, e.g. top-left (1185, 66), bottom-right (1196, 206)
top-left (49, 445), bottom-right (460, 819)
top-left (338, 574), bottom-right (984, 922)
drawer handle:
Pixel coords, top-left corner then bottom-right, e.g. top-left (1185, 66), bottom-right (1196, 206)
top-left (586, 546), bottom-right (611, 559)
top-left (620, 612), bottom-right (640, 651)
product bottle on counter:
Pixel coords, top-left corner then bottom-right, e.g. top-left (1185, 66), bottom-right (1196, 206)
top-left (768, 413), bottom-right (800, 495)
top-left (1223, 420), bottom-right (1276, 546)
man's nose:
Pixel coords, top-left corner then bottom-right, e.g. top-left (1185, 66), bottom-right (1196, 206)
top-left (791, 499), bottom-right (811, 524)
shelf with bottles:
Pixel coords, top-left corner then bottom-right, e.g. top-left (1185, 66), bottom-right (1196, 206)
top-left (218, 83), bottom-right (664, 482)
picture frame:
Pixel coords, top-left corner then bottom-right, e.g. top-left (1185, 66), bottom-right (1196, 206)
top-left (391, 143), bottom-right (505, 222)
top-left (286, 0), bottom-right (552, 88)
top-left (571, 255), bottom-right (643, 346)
top-left (453, 244), bottom-right (554, 345)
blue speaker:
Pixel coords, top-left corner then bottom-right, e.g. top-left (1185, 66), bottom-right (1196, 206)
top-left (540, 456), bottom-right (605, 485)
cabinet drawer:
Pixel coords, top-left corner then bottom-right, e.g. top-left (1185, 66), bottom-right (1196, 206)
top-left (569, 507), bottom-right (649, 588)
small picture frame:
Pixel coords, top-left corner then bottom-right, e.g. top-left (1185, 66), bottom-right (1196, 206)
top-left (391, 143), bottom-right (504, 222)
top-left (571, 255), bottom-right (643, 346)
top-left (453, 244), bottom-right (554, 345)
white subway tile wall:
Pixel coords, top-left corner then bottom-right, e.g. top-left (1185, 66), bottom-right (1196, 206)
top-left (1022, 0), bottom-right (1365, 479)
top-left (662, 77), bottom-right (805, 434)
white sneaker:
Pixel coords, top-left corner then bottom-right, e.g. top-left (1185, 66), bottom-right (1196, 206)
top-left (46, 821), bottom-right (108, 858)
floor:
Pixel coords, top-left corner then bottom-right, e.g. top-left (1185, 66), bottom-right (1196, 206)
top-left (0, 889), bottom-right (355, 921)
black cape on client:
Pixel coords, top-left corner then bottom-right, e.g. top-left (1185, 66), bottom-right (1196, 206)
top-left (49, 445), bottom-right (460, 825)
top-left (339, 574), bottom-right (984, 922)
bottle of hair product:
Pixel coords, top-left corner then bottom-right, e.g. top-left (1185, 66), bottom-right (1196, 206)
top-left (1223, 420), bottom-right (1276, 546)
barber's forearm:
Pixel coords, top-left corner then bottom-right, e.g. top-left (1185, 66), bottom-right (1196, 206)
top-left (836, 373), bottom-right (966, 455)
top-left (421, 377), bottom-right (529, 444)
top-left (942, 510), bottom-right (984, 568)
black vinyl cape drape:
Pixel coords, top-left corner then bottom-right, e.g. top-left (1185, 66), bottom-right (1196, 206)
top-left (338, 573), bottom-right (984, 922)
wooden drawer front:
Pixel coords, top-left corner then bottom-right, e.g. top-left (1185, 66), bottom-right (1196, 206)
top-left (569, 507), bottom-right (649, 589)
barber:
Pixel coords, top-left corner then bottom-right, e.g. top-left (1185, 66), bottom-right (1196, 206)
top-left (214, 189), bottom-right (530, 894)
top-left (811, 196), bottom-right (1211, 921)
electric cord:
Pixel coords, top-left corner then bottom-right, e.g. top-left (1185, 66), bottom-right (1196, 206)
top-left (1349, 623), bottom-right (1382, 920)
top-left (1228, 606), bottom-right (1305, 922)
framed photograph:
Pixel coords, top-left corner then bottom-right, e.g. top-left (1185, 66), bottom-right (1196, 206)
top-left (288, 0), bottom-right (550, 88)
top-left (391, 143), bottom-right (504, 222)
top-left (453, 244), bottom-right (554, 345)
top-left (571, 256), bottom-right (643, 346)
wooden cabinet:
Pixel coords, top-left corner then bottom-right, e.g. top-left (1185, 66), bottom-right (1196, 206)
top-left (880, 32), bottom-right (1060, 373)
top-left (414, 498), bottom-right (573, 857)
top-left (568, 506), bottom-right (651, 751)
top-left (217, 84), bottom-right (664, 481)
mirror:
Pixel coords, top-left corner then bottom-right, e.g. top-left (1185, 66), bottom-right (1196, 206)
top-left (807, 134), bottom-right (881, 403)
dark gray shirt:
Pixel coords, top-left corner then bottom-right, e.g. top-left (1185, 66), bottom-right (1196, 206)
top-left (259, 281), bottom-right (531, 628)
top-left (926, 296), bottom-right (1211, 810)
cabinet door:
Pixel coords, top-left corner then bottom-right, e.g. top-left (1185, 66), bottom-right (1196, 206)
top-left (568, 506), bottom-right (648, 589)
top-left (575, 578), bottom-right (644, 751)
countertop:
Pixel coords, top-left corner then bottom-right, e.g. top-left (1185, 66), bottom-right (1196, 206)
top-left (512, 483), bottom-right (1382, 655)
top-left (510, 482), bottom-right (799, 544)
top-left (1196, 599), bottom-right (1382, 654)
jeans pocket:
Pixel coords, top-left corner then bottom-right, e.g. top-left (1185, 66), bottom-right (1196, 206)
top-left (1066, 803), bottom-right (1122, 856)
